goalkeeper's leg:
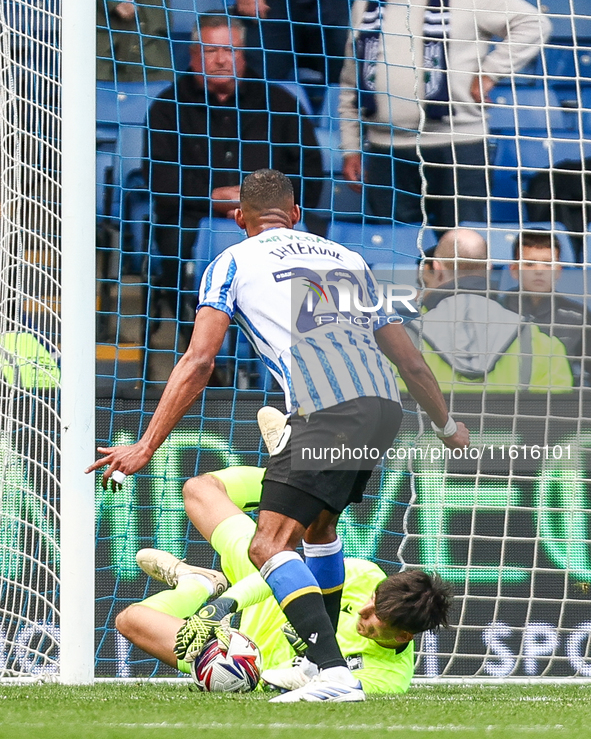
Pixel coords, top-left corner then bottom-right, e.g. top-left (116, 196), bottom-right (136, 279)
top-left (115, 575), bottom-right (210, 672)
top-left (174, 466), bottom-right (276, 661)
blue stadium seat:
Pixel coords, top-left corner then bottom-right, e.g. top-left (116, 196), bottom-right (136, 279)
top-left (542, 0), bottom-right (591, 41)
top-left (171, 33), bottom-right (192, 74)
top-left (192, 218), bottom-right (244, 283)
top-left (488, 86), bottom-right (566, 133)
top-left (326, 222), bottom-right (437, 267)
top-left (97, 80), bottom-right (172, 266)
top-left (97, 80), bottom-right (170, 125)
top-left (98, 126), bottom-right (147, 220)
top-left (96, 79), bottom-right (170, 148)
top-left (96, 83), bottom-right (120, 145)
top-left (490, 133), bottom-right (591, 222)
top-left (459, 221), bottom-right (576, 264)
top-left (542, 45), bottom-right (591, 89)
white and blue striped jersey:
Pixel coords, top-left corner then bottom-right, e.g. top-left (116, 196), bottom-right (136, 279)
top-left (199, 228), bottom-right (401, 414)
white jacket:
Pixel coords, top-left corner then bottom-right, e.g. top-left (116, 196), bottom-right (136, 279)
top-left (339, 0), bottom-right (551, 150)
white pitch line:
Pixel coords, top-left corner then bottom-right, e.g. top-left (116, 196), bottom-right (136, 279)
top-left (69, 722), bottom-right (566, 733)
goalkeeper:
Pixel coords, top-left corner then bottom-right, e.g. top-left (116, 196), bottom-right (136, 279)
top-left (116, 463), bottom-right (453, 694)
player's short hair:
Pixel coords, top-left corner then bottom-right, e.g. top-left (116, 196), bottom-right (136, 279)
top-left (240, 169), bottom-right (295, 212)
top-left (512, 230), bottom-right (561, 261)
top-left (191, 12), bottom-right (246, 44)
top-left (374, 570), bottom-right (453, 634)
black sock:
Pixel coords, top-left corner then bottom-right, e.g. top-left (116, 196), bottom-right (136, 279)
top-left (322, 587), bottom-right (344, 633)
top-left (281, 591), bottom-right (346, 669)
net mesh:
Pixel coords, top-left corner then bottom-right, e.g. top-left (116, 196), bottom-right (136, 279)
top-left (3, 0), bottom-right (591, 679)
top-left (0, 0), bottom-right (61, 676)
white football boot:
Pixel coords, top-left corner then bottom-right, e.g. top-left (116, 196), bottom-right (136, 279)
top-left (261, 656), bottom-right (319, 691)
top-left (269, 666), bottom-right (365, 703)
top-left (257, 406), bottom-right (289, 455)
top-left (136, 548), bottom-right (228, 597)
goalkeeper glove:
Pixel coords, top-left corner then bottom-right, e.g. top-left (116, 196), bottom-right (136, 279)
top-left (281, 621), bottom-right (308, 657)
top-left (174, 596), bottom-right (237, 662)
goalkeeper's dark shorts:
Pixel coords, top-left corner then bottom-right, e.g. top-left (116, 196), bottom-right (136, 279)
top-left (261, 397), bottom-right (402, 527)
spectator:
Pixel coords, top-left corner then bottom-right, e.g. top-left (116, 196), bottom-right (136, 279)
top-left (234, 0), bottom-right (350, 85)
top-left (502, 231), bottom-right (591, 386)
top-left (339, 0), bottom-right (551, 227)
top-left (400, 229), bottom-right (573, 393)
top-left (144, 13), bottom-right (323, 348)
top-left (417, 245), bottom-right (438, 295)
top-left (97, 0), bottom-right (172, 82)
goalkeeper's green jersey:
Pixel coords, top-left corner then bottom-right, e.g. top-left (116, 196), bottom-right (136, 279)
top-left (240, 558), bottom-right (414, 695)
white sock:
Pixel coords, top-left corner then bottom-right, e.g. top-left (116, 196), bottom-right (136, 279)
top-left (320, 665), bottom-right (359, 687)
top-left (177, 572), bottom-right (214, 596)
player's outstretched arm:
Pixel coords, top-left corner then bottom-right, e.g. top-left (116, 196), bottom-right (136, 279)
top-left (375, 322), bottom-right (469, 449)
top-left (85, 307), bottom-right (230, 488)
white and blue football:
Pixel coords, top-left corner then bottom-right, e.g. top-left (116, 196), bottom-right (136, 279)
top-left (190, 628), bottom-right (261, 693)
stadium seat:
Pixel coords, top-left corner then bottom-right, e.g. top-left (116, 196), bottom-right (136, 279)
top-left (576, 87), bottom-right (591, 135)
top-left (96, 80), bottom-right (172, 266)
top-left (490, 133), bottom-right (591, 223)
top-left (488, 86), bottom-right (566, 133)
top-left (97, 80), bottom-right (170, 126)
top-left (96, 83), bottom-right (120, 145)
top-left (459, 221), bottom-right (576, 264)
top-left (542, 45), bottom-right (591, 89)
top-left (542, 0), bottom-right (591, 41)
top-left (192, 218), bottom-right (245, 281)
top-left (171, 33), bottom-right (192, 74)
top-left (326, 221), bottom-right (437, 268)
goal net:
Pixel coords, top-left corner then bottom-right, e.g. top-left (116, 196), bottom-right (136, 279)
top-left (4, 0), bottom-right (591, 681)
top-left (0, 0), bottom-right (95, 681)
top-left (0, 0), bottom-right (61, 676)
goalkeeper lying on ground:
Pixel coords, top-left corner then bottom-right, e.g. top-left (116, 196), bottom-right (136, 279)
top-left (116, 466), bottom-right (453, 694)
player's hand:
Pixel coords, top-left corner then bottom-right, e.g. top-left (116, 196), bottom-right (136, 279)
top-left (84, 441), bottom-right (153, 491)
top-left (441, 421), bottom-right (470, 450)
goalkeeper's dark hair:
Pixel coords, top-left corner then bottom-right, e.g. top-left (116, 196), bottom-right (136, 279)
top-left (240, 169), bottom-right (295, 212)
top-left (374, 570), bottom-right (453, 634)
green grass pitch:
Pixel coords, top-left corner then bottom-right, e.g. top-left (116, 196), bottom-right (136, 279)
top-left (0, 684), bottom-right (589, 739)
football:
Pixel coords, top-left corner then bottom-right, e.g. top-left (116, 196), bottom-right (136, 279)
top-left (190, 628), bottom-right (261, 693)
